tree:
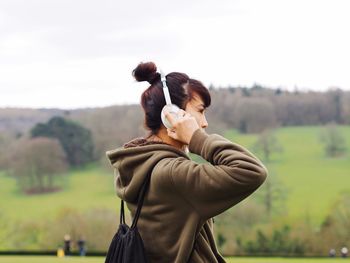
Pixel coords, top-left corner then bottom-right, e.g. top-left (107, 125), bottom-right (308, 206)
top-left (217, 232), bottom-right (227, 250)
top-left (215, 200), bottom-right (266, 255)
top-left (7, 137), bottom-right (68, 194)
top-left (252, 131), bottom-right (286, 216)
top-left (31, 116), bottom-right (94, 167)
top-left (255, 169), bottom-right (288, 217)
top-left (318, 193), bottom-right (350, 252)
top-left (242, 225), bottom-right (306, 255)
top-left (326, 88), bottom-right (344, 124)
top-left (253, 129), bottom-right (283, 162)
top-left (234, 98), bottom-right (277, 134)
top-left (63, 105), bottom-right (145, 161)
top-left (319, 123), bottom-right (347, 157)
top-left (0, 132), bottom-right (16, 169)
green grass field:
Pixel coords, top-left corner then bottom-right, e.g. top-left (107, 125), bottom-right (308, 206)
top-left (0, 163), bottom-right (118, 222)
top-left (1, 125), bottom-right (350, 225)
top-left (225, 125), bottom-right (350, 226)
top-left (1, 125), bottom-right (350, 250)
top-left (0, 256), bottom-right (348, 263)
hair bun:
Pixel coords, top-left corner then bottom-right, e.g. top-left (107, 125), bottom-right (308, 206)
top-left (132, 62), bottom-right (160, 85)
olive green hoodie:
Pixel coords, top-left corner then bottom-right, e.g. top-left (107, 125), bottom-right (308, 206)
top-left (106, 129), bottom-right (267, 263)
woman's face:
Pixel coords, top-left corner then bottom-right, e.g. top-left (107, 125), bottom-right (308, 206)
top-left (185, 93), bottom-right (209, 130)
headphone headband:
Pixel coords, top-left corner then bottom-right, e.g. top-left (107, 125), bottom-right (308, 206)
top-left (160, 71), bottom-right (172, 105)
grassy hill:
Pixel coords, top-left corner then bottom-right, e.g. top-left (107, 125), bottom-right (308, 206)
top-left (225, 125), bottom-right (350, 226)
top-left (1, 125), bottom-right (350, 230)
top-left (0, 163), bottom-right (118, 222)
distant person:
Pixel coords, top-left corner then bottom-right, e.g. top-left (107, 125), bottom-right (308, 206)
top-left (341, 247), bottom-right (348, 258)
top-left (63, 234), bottom-right (71, 256)
top-left (106, 62), bottom-right (268, 263)
top-left (329, 248), bottom-right (336, 257)
top-left (77, 237), bottom-right (86, 256)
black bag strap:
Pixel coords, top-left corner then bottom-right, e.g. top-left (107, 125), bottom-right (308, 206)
top-left (120, 199), bottom-right (126, 224)
top-left (119, 172), bottom-right (152, 229)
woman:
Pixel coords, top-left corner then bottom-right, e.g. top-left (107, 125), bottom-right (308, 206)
top-left (106, 62), bottom-right (268, 263)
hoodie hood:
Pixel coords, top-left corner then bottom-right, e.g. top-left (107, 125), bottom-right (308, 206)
top-left (106, 137), bottom-right (189, 203)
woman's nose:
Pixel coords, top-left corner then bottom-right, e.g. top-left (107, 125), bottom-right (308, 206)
top-left (201, 117), bottom-right (208, 129)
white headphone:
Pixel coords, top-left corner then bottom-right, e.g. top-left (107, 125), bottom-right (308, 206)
top-left (160, 72), bottom-right (180, 129)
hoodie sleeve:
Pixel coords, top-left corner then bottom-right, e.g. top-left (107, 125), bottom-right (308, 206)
top-left (165, 129), bottom-right (268, 220)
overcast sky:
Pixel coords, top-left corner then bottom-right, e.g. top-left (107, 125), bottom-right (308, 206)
top-left (1, 0), bottom-right (349, 109)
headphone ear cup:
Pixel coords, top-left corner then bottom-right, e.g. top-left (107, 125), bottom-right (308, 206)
top-left (161, 104), bottom-right (180, 129)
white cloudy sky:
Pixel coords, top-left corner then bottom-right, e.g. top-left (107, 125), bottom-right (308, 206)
top-left (1, 0), bottom-right (349, 109)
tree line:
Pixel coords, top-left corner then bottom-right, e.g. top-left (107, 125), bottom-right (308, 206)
top-left (207, 86), bottom-right (350, 133)
top-left (0, 86), bottom-right (349, 194)
top-left (0, 86), bottom-right (349, 157)
top-left (66, 86), bottom-right (350, 160)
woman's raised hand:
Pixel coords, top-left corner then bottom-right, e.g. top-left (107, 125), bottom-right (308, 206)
top-left (165, 109), bottom-right (200, 145)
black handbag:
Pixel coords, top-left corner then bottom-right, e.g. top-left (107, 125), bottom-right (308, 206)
top-left (105, 173), bottom-right (150, 263)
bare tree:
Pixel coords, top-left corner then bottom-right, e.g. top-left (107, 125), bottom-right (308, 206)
top-left (6, 137), bottom-right (68, 193)
top-left (253, 130), bottom-right (286, 216)
top-left (253, 129), bottom-right (283, 162)
top-left (319, 123), bottom-right (347, 157)
top-left (69, 105), bottom-right (144, 160)
top-left (255, 169), bottom-right (288, 217)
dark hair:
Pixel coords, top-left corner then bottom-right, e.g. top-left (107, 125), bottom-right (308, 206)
top-left (132, 62), bottom-right (211, 134)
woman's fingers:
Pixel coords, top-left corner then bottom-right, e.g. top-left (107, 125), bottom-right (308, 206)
top-left (165, 111), bottom-right (177, 127)
top-left (165, 109), bottom-right (198, 144)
